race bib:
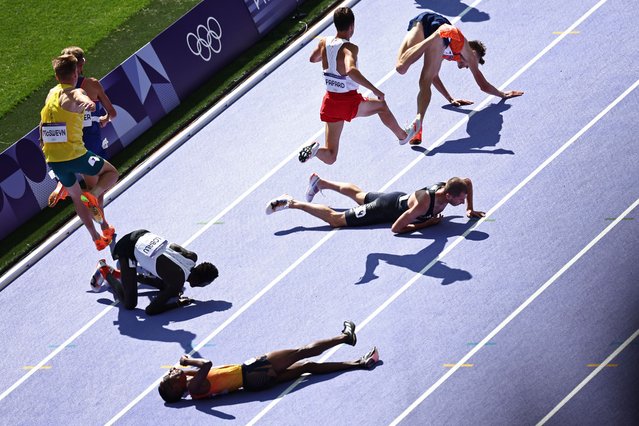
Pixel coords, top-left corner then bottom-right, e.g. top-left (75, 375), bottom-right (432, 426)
top-left (82, 110), bottom-right (92, 127)
top-left (442, 45), bottom-right (454, 60)
top-left (41, 122), bottom-right (67, 143)
top-left (134, 232), bottom-right (167, 258)
top-left (353, 205), bottom-right (367, 218)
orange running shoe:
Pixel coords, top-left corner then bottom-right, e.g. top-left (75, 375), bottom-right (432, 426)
top-left (94, 236), bottom-right (110, 251)
top-left (102, 226), bottom-right (116, 240)
top-left (81, 192), bottom-right (105, 224)
top-left (48, 182), bottom-right (69, 207)
top-left (409, 128), bottom-right (422, 145)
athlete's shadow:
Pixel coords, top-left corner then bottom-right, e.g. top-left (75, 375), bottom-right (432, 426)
top-left (414, 0), bottom-right (490, 22)
top-left (108, 298), bottom-right (232, 355)
top-left (356, 217), bottom-right (488, 285)
top-left (414, 101), bottom-right (514, 156)
top-left (165, 363), bottom-right (383, 417)
top-left (275, 222), bottom-right (388, 236)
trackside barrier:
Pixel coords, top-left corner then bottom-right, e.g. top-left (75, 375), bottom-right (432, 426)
top-left (0, 0), bottom-right (304, 241)
top-left (0, 0), bottom-right (355, 290)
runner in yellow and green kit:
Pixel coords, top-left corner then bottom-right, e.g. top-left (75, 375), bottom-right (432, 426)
top-left (39, 54), bottom-right (118, 250)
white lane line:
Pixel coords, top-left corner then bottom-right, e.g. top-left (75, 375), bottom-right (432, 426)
top-left (0, 0), bottom-right (359, 403)
top-left (390, 198), bottom-right (638, 425)
top-left (248, 2), bottom-right (627, 423)
top-left (537, 328), bottom-right (639, 425)
top-left (108, 0), bottom-right (624, 422)
top-left (0, 300), bottom-right (117, 402)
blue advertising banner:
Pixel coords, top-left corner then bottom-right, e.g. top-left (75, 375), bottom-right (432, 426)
top-left (0, 0), bottom-right (305, 241)
top-left (244, 0), bottom-right (301, 34)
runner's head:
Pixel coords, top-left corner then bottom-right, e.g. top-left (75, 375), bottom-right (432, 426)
top-left (469, 40), bottom-right (486, 65)
top-left (457, 40), bottom-right (486, 69)
top-left (52, 54), bottom-right (78, 84)
top-left (158, 367), bottom-right (187, 403)
top-left (61, 46), bottom-right (86, 72)
top-left (188, 262), bottom-right (219, 287)
top-left (443, 177), bottom-right (468, 206)
top-left (333, 7), bottom-right (355, 34)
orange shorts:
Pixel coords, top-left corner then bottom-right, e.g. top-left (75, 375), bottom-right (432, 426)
top-left (320, 90), bottom-right (366, 123)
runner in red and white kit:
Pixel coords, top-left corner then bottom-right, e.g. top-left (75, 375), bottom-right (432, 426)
top-left (395, 11), bottom-right (524, 145)
top-left (299, 7), bottom-right (418, 164)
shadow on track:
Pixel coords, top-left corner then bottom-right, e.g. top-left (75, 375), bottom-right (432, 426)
top-left (356, 217), bottom-right (488, 285)
top-left (413, 101), bottom-right (514, 156)
top-left (414, 0), bottom-right (490, 22)
top-left (99, 298), bottom-right (232, 355)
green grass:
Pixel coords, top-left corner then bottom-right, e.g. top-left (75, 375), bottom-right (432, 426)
top-left (0, 0), bottom-right (201, 151)
top-left (0, 0), bottom-right (340, 277)
top-left (0, 0), bottom-right (152, 118)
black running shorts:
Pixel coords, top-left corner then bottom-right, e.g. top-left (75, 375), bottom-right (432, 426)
top-left (344, 191), bottom-right (408, 227)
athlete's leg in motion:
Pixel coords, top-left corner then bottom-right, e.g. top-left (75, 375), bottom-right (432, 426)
top-left (396, 22), bottom-right (428, 75)
top-left (287, 199), bottom-right (347, 228)
top-left (103, 257), bottom-right (138, 310)
top-left (85, 160), bottom-right (118, 201)
top-left (355, 99), bottom-right (407, 140)
top-left (314, 176), bottom-right (368, 205)
top-left (266, 328), bottom-right (363, 383)
top-left (65, 182), bottom-right (102, 241)
top-left (83, 174), bottom-right (113, 233)
top-left (315, 121), bottom-right (345, 165)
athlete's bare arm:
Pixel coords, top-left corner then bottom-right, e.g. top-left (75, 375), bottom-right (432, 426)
top-left (61, 88), bottom-right (95, 113)
top-left (342, 43), bottom-right (384, 100)
top-left (432, 75), bottom-right (473, 106)
top-left (391, 193), bottom-right (436, 234)
top-left (309, 38), bottom-right (325, 63)
top-left (180, 355), bottom-right (212, 395)
top-left (463, 177), bottom-right (485, 218)
top-left (465, 43), bottom-right (523, 99)
top-left (85, 77), bottom-right (117, 127)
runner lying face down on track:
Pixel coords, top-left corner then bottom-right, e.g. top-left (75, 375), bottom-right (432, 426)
top-left (395, 11), bottom-right (524, 145)
top-left (158, 321), bottom-right (379, 403)
top-left (298, 6), bottom-right (418, 165)
top-left (266, 175), bottom-right (484, 234)
top-left (95, 229), bottom-right (218, 315)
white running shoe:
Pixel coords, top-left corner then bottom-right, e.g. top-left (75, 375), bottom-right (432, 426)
top-left (305, 173), bottom-right (321, 202)
top-left (399, 115), bottom-right (421, 145)
top-left (361, 346), bottom-right (380, 369)
top-left (265, 194), bottom-right (292, 215)
top-left (299, 141), bottom-right (320, 163)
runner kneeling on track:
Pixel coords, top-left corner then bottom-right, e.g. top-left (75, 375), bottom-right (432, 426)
top-left (158, 321), bottom-right (379, 403)
top-left (266, 175), bottom-right (484, 233)
top-left (97, 229), bottom-right (218, 315)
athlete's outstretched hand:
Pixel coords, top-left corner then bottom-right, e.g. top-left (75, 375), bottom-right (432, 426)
top-left (467, 209), bottom-right (485, 218)
top-left (371, 87), bottom-right (385, 102)
top-left (450, 98), bottom-right (473, 107)
top-left (502, 90), bottom-right (524, 99)
top-left (180, 355), bottom-right (191, 366)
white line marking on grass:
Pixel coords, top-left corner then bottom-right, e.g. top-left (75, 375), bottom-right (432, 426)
top-left (390, 198), bottom-right (638, 425)
top-left (108, 1), bottom-right (625, 422)
top-left (537, 328), bottom-right (639, 425)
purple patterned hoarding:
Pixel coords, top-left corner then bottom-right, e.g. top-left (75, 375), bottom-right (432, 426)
top-left (0, 0), bottom-right (303, 241)
top-left (244, 0), bottom-right (301, 34)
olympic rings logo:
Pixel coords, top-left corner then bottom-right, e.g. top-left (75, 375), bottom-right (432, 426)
top-left (186, 17), bottom-right (222, 62)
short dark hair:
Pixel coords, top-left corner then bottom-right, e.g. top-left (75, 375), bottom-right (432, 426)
top-left (158, 376), bottom-right (183, 403)
top-left (468, 40), bottom-right (486, 65)
top-left (333, 7), bottom-right (354, 32)
top-left (444, 177), bottom-right (468, 197)
top-left (189, 262), bottom-right (218, 287)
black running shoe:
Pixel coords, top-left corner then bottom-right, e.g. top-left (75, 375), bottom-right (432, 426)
top-left (298, 141), bottom-right (319, 163)
top-left (342, 320), bottom-right (357, 346)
